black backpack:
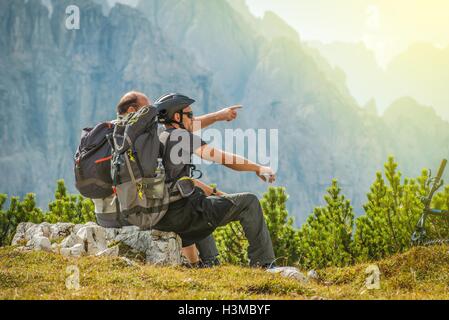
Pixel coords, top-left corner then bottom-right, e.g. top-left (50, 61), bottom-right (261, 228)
top-left (74, 122), bottom-right (115, 199)
top-left (110, 106), bottom-right (177, 229)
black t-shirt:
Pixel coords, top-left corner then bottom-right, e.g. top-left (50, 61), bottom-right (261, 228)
top-left (162, 128), bottom-right (207, 182)
top-left (156, 128), bottom-right (234, 246)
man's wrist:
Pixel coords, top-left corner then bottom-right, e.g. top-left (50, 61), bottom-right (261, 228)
top-left (212, 111), bottom-right (221, 122)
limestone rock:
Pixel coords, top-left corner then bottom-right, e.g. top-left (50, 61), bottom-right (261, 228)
top-left (267, 267), bottom-right (308, 284)
top-left (96, 246), bottom-right (119, 257)
top-left (26, 235), bottom-right (52, 252)
top-left (49, 223), bottom-right (74, 240)
top-left (76, 225), bottom-right (107, 255)
top-left (61, 234), bottom-right (84, 249)
top-left (307, 270), bottom-right (319, 281)
top-left (12, 222), bottom-right (182, 266)
top-left (114, 228), bottom-right (182, 266)
top-left (12, 222), bottom-right (50, 245)
top-left (61, 243), bottom-right (86, 257)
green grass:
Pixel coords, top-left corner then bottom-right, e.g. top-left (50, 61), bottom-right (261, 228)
top-left (1, 245), bottom-right (449, 300)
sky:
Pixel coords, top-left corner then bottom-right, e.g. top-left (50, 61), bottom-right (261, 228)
top-left (108, 0), bottom-right (449, 67)
top-left (245, 0), bottom-right (449, 66)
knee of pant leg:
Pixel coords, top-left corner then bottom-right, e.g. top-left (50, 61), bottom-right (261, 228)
top-left (240, 192), bottom-right (258, 202)
top-left (244, 193), bottom-right (262, 210)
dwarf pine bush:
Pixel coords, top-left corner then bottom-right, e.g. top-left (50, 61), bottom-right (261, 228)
top-left (352, 157), bottom-right (424, 261)
top-left (2, 157), bottom-right (449, 269)
top-left (0, 180), bottom-right (95, 246)
top-left (297, 180), bottom-right (354, 269)
top-left (261, 187), bottom-right (301, 266)
top-left (214, 221), bottom-right (249, 265)
top-left (45, 180), bottom-right (95, 224)
top-left (0, 193), bottom-right (44, 246)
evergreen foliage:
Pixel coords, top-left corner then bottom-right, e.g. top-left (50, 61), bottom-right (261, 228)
top-left (0, 180), bottom-right (94, 246)
top-left (0, 193), bottom-right (44, 246)
top-left (297, 180), bottom-right (354, 269)
top-left (45, 180), bottom-right (95, 224)
top-left (2, 157), bottom-right (449, 269)
top-left (352, 157), bottom-right (424, 261)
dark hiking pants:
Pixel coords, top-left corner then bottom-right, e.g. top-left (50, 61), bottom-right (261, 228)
top-left (181, 193), bottom-right (276, 267)
top-left (97, 192), bottom-right (276, 267)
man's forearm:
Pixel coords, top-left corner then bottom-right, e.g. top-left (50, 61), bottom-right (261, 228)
top-left (194, 113), bottom-right (219, 130)
top-left (199, 147), bottom-right (260, 173)
top-left (222, 153), bottom-right (260, 173)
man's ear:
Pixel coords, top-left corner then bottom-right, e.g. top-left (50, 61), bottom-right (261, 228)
top-left (127, 106), bottom-right (136, 113)
top-left (173, 113), bottom-right (181, 123)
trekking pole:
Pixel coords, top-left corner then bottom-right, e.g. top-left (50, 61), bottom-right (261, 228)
top-left (425, 159), bottom-right (447, 208)
top-left (411, 159), bottom-right (447, 245)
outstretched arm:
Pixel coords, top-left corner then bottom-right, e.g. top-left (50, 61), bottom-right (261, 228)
top-left (194, 145), bottom-right (276, 183)
top-left (193, 105), bottom-right (242, 130)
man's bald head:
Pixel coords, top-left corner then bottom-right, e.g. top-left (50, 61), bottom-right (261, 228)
top-left (116, 91), bottom-right (151, 115)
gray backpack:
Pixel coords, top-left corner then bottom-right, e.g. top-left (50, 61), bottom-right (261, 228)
top-left (110, 106), bottom-right (181, 230)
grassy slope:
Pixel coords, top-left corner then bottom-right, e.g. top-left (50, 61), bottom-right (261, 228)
top-left (1, 245), bottom-right (449, 300)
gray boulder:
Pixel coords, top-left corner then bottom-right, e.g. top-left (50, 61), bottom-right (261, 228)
top-left (96, 246), bottom-right (120, 257)
top-left (26, 235), bottom-right (52, 252)
top-left (267, 267), bottom-right (308, 284)
top-left (60, 233), bottom-right (84, 249)
top-left (61, 243), bottom-right (85, 257)
top-left (12, 222), bottom-right (182, 266)
top-left (76, 225), bottom-right (108, 255)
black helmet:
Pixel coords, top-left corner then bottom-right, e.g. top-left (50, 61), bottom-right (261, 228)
top-left (155, 93), bottom-right (195, 124)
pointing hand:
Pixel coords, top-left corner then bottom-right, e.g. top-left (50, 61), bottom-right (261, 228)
top-left (216, 105), bottom-right (242, 122)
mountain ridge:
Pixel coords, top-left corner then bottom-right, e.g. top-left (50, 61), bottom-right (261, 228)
top-left (1, 0), bottom-right (449, 225)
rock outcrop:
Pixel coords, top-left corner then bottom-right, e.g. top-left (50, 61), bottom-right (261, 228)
top-left (12, 222), bottom-right (182, 266)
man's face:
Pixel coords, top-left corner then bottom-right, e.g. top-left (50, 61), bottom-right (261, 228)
top-left (174, 106), bottom-right (194, 131)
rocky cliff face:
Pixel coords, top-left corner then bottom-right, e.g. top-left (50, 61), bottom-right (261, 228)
top-left (1, 0), bottom-right (448, 224)
top-left (0, 0), bottom-right (216, 209)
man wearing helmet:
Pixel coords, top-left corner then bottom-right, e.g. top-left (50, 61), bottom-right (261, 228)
top-left (94, 91), bottom-right (242, 265)
top-left (152, 93), bottom-right (277, 269)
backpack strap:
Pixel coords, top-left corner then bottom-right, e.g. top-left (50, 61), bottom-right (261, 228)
top-left (159, 130), bottom-right (171, 158)
top-left (129, 144), bottom-right (145, 179)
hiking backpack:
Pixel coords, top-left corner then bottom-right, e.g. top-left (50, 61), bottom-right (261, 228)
top-left (110, 106), bottom-right (181, 229)
top-left (74, 122), bottom-right (115, 199)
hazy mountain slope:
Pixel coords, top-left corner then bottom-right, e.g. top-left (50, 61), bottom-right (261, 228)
top-left (135, 0), bottom-right (397, 220)
top-left (1, 0), bottom-right (449, 225)
top-left (310, 41), bottom-right (449, 121)
top-left (386, 43), bottom-right (449, 121)
top-left (308, 41), bottom-right (385, 107)
top-left (382, 97), bottom-right (449, 175)
top-left (0, 0), bottom-right (217, 208)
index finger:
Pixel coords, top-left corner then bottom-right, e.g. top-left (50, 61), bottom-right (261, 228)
top-left (228, 105), bottom-right (243, 110)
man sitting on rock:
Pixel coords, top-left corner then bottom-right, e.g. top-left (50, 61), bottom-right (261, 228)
top-left (94, 91), bottom-right (243, 267)
top-left (151, 93), bottom-right (278, 269)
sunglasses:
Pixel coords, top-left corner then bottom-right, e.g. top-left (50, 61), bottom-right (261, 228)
top-left (182, 111), bottom-right (194, 119)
